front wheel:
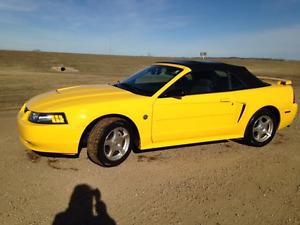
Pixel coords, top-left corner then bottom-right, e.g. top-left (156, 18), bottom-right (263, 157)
top-left (243, 109), bottom-right (278, 147)
top-left (87, 118), bottom-right (132, 167)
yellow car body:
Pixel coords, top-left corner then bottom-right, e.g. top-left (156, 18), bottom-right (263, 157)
top-left (18, 62), bottom-right (298, 156)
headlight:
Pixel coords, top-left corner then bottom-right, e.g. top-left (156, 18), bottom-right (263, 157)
top-left (29, 112), bottom-right (67, 124)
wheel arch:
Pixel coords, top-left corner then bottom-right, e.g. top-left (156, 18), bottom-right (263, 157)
top-left (259, 105), bottom-right (281, 128)
top-left (244, 105), bottom-right (281, 135)
top-left (78, 114), bottom-right (141, 152)
top-left (242, 105), bottom-right (281, 146)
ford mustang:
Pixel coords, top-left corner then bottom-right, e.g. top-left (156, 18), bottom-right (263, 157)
top-left (17, 61), bottom-right (298, 167)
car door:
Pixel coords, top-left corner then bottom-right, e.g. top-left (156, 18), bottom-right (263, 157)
top-left (151, 70), bottom-right (244, 143)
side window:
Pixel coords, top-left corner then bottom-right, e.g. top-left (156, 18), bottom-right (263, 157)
top-left (161, 69), bottom-right (245, 98)
top-left (228, 72), bottom-right (246, 90)
top-left (212, 70), bottom-right (230, 92)
top-left (160, 73), bottom-right (193, 97)
top-left (187, 70), bottom-right (231, 94)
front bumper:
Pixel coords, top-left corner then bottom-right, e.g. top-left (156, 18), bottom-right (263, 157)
top-left (17, 105), bottom-right (80, 154)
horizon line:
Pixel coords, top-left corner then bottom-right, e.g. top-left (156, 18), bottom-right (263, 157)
top-left (0, 48), bottom-right (298, 62)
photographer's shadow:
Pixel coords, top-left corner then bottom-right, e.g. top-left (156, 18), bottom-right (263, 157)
top-left (53, 184), bottom-right (116, 225)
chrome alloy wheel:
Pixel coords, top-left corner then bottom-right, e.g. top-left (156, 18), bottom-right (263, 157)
top-left (252, 115), bottom-right (274, 143)
top-left (103, 127), bottom-right (130, 161)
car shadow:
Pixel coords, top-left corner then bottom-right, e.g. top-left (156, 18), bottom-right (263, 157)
top-left (52, 184), bottom-right (116, 225)
top-left (133, 139), bottom-right (229, 154)
top-left (33, 151), bottom-right (80, 158)
top-left (33, 139), bottom-right (241, 159)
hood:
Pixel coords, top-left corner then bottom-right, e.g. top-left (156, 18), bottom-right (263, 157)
top-left (26, 84), bottom-right (137, 111)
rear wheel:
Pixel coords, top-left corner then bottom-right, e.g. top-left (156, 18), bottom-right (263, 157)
top-left (243, 109), bottom-right (277, 147)
top-left (87, 117), bottom-right (132, 167)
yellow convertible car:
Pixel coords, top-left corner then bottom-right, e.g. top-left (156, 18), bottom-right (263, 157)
top-left (18, 61), bottom-right (298, 167)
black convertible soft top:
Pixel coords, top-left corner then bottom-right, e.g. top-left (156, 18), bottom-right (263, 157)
top-left (158, 61), bottom-right (268, 88)
top-left (158, 60), bottom-right (241, 71)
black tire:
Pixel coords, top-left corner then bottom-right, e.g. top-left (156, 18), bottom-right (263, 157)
top-left (87, 117), bottom-right (132, 167)
top-left (243, 109), bottom-right (278, 147)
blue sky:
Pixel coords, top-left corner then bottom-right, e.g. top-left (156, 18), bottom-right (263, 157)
top-left (0, 0), bottom-right (300, 59)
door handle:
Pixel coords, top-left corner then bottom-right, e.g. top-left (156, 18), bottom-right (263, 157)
top-left (220, 98), bottom-right (231, 103)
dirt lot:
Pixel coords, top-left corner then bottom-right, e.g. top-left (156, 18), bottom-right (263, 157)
top-left (0, 51), bottom-right (300, 225)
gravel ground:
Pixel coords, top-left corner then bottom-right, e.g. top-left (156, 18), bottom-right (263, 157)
top-left (0, 52), bottom-right (299, 225)
top-left (0, 99), bottom-right (299, 225)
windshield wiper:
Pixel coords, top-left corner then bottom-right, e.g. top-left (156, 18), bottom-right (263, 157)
top-left (113, 82), bottom-right (135, 93)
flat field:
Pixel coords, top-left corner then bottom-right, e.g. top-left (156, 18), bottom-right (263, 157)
top-left (0, 50), bottom-right (299, 225)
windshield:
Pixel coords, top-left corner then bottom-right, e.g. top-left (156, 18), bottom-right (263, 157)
top-left (114, 65), bottom-right (182, 96)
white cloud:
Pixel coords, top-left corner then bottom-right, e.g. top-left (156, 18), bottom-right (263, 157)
top-left (0, 0), bottom-right (299, 59)
top-left (0, 0), bottom-right (38, 12)
top-left (167, 25), bottom-right (300, 60)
